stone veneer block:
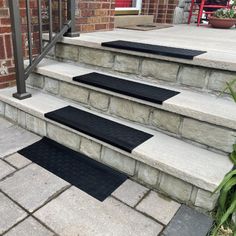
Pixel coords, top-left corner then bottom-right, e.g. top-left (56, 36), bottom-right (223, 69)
top-left (34, 186), bottom-right (163, 236)
top-left (159, 173), bottom-right (192, 202)
top-left (181, 118), bottom-right (235, 152)
top-left (142, 60), bottom-right (179, 82)
top-left (136, 162), bottom-right (159, 186)
top-left (26, 114), bottom-right (46, 137)
top-left (114, 55), bottom-right (140, 74)
top-left (208, 70), bottom-right (236, 93)
top-left (136, 191), bottom-right (181, 225)
top-left (0, 192), bottom-right (27, 235)
top-left (112, 179), bottom-right (149, 207)
top-left (101, 147), bottom-right (136, 176)
top-left (4, 217), bottom-right (54, 236)
top-left (179, 66), bottom-right (207, 88)
top-left (60, 82), bottom-right (89, 104)
top-left (195, 189), bottom-right (219, 211)
top-left (56, 44), bottom-right (79, 61)
top-left (162, 205), bottom-right (213, 236)
top-left (89, 91), bottom-right (110, 111)
top-left (0, 100), bottom-right (5, 115)
top-left (45, 77), bottom-right (59, 95)
top-left (151, 109), bottom-right (181, 134)
top-left (0, 164), bottom-right (69, 212)
top-left (47, 123), bottom-right (80, 151)
top-left (17, 110), bottom-right (26, 128)
top-left (79, 48), bottom-right (114, 68)
top-left (0, 159), bottom-right (15, 180)
top-left (5, 104), bottom-right (18, 122)
top-left (5, 153), bottom-right (31, 169)
top-left (27, 73), bottom-right (45, 89)
top-left (110, 97), bottom-right (150, 124)
top-left (80, 137), bottom-right (101, 160)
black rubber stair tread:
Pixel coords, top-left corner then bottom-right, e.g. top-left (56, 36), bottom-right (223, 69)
top-left (101, 40), bottom-right (206, 59)
top-left (45, 106), bottom-right (153, 153)
top-left (18, 137), bottom-right (127, 201)
top-left (73, 72), bottom-right (180, 105)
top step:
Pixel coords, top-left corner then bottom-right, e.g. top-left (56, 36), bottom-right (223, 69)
top-left (101, 40), bottom-right (206, 60)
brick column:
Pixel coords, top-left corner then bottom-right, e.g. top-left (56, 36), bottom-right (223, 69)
top-left (75, 0), bottom-right (115, 33)
top-left (0, 0), bottom-right (15, 89)
top-left (142, 0), bottom-right (178, 23)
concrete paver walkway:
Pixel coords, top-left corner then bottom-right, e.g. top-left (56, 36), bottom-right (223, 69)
top-left (0, 117), bottom-right (213, 236)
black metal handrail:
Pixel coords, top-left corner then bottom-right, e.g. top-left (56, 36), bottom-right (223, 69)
top-left (9, 0), bottom-right (79, 100)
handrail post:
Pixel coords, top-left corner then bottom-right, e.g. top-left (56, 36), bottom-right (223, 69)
top-left (65, 0), bottom-right (80, 37)
top-left (9, 0), bottom-right (31, 99)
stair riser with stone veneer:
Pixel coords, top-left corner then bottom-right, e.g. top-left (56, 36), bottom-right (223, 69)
top-left (0, 98), bottom-right (221, 212)
top-left (52, 42), bottom-right (236, 97)
top-left (26, 72), bottom-right (236, 154)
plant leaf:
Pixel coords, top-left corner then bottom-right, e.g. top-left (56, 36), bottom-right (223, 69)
top-left (214, 170), bottom-right (236, 193)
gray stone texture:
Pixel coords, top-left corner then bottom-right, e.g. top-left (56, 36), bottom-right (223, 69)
top-left (179, 66), bottom-right (207, 88)
top-left (34, 186), bottom-right (163, 236)
top-left (195, 189), bottom-right (219, 211)
top-left (162, 205), bottom-right (213, 236)
top-left (4, 217), bottom-right (54, 236)
top-left (0, 126), bottom-right (40, 158)
top-left (45, 77), bottom-right (59, 95)
top-left (0, 164), bottom-right (69, 212)
top-left (5, 153), bottom-right (31, 169)
top-left (208, 70), bottom-right (236, 93)
top-left (0, 100), bottom-right (5, 115)
top-left (112, 179), bottom-right (149, 207)
top-left (181, 118), bottom-right (235, 152)
top-left (26, 114), bottom-right (46, 137)
top-left (173, 7), bottom-right (184, 24)
top-left (151, 109), bottom-right (181, 134)
top-left (101, 148), bottom-right (136, 176)
top-left (89, 91), bottom-right (110, 111)
top-left (110, 97), bottom-right (150, 124)
top-left (79, 48), bottom-right (114, 68)
top-left (80, 137), bottom-right (101, 160)
top-left (0, 159), bottom-right (15, 180)
top-left (47, 123), bottom-right (80, 151)
top-left (0, 192), bottom-right (27, 235)
top-left (17, 110), bottom-right (26, 128)
top-left (114, 55), bottom-right (140, 74)
top-left (159, 174), bottom-right (192, 202)
top-left (136, 162), bottom-right (159, 186)
top-left (142, 60), bottom-right (179, 82)
top-left (56, 44), bottom-right (79, 61)
top-left (136, 191), bottom-right (181, 225)
top-left (5, 104), bottom-right (18, 122)
top-left (27, 73), bottom-right (45, 89)
top-left (60, 82), bottom-right (89, 104)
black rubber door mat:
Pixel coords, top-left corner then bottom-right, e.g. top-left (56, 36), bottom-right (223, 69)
top-left (101, 40), bottom-right (206, 59)
top-left (73, 72), bottom-right (179, 104)
top-left (18, 137), bottom-right (127, 201)
top-left (45, 106), bottom-right (153, 153)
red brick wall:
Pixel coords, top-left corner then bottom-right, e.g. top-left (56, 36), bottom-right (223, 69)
top-left (0, 0), bottom-right (15, 89)
top-left (76, 0), bottom-right (115, 32)
top-left (142, 0), bottom-right (178, 23)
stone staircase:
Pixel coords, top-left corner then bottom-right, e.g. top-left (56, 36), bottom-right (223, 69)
top-left (0, 38), bottom-right (235, 213)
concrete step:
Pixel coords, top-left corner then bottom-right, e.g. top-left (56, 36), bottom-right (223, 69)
top-left (44, 33), bottom-right (236, 97)
top-left (0, 87), bottom-right (233, 211)
top-left (27, 59), bottom-right (236, 154)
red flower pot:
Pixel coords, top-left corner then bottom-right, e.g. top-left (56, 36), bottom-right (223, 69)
top-left (209, 17), bottom-right (236, 28)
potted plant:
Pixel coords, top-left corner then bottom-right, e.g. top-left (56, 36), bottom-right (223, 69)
top-left (209, 2), bottom-right (236, 28)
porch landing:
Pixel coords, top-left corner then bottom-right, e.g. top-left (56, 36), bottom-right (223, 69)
top-left (58, 24), bottom-right (236, 71)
